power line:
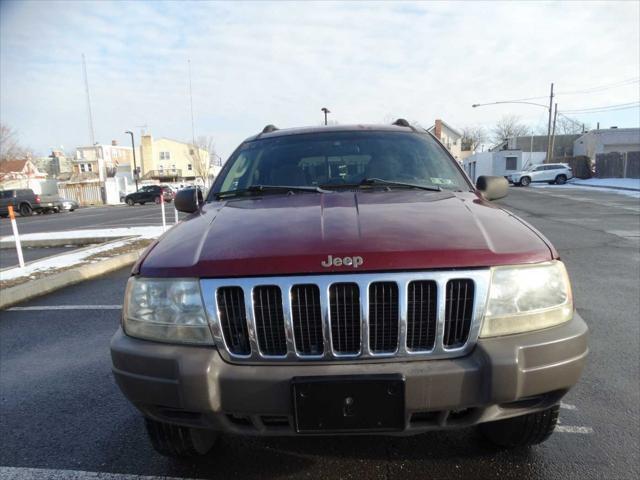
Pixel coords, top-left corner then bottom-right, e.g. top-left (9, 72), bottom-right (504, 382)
top-left (562, 101), bottom-right (640, 113)
top-left (485, 77), bottom-right (640, 105)
top-left (556, 77), bottom-right (639, 95)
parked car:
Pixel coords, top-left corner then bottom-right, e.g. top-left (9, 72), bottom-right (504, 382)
top-left (111, 121), bottom-right (588, 457)
top-left (60, 198), bottom-right (79, 212)
top-left (507, 163), bottom-right (573, 186)
top-left (0, 188), bottom-right (45, 217)
top-left (124, 185), bottom-right (173, 206)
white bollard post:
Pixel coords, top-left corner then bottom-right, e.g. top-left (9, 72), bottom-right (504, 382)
top-left (160, 198), bottom-right (167, 232)
top-left (8, 205), bottom-right (25, 268)
top-left (174, 206), bottom-right (179, 224)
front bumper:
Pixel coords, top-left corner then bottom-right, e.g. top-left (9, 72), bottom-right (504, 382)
top-left (110, 313), bottom-right (588, 435)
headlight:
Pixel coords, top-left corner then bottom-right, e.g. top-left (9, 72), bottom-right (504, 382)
top-left (480, 261), bottom-right (573, 337)
top-left (123, 277), bottom-right (213, 344)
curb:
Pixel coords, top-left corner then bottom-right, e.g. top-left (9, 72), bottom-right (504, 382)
top-left (0, 248), bottom-right (143, 310)
top-left (567, 182), bottom-right (640, 192)
top-left (0, 236), bottom-right (131, 249)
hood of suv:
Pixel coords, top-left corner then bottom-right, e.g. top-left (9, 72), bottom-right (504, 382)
top-left (138, 190), bottom-right (555, 278)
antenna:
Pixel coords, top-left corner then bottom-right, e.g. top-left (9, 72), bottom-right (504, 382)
top-left (82, 54), bottom-right (96, 145)
top-left (188, 59), bottom-right (196, 145)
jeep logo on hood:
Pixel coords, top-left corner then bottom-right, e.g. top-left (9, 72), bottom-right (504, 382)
top-left (321, 255), bottom-right (364, 268)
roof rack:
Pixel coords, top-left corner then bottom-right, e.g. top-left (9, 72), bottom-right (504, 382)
top-left (392, 118), bottom-right (417, 132)
top-left (261, 124), bottom-right (279, 134)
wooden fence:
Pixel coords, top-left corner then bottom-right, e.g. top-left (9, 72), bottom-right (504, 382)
top-left (595, 151), bottom-right (640, 179)
top-left (58, 182), bottom-right (105, 206)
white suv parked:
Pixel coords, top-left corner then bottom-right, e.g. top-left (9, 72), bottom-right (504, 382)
top-left (508, 163), bottom-right (573, 187)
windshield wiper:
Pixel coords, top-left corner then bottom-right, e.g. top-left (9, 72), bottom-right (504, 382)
top-left (358, 177), bottom-right (442, 192)
top-left (214, 184), bottom-right (330, 199)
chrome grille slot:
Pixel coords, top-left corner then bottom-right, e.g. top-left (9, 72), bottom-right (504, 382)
top-left (291, 284), bottom-right (324, 355)
top-left (201, 270), bottom-right (489, 363)
top-left (217, 287), bottom-right (250, 355)
top-left (444, 279), bottom-right (475, 348)
top-left (407, 280), bottom-right (437, 351)
top-left (329, 283), bottom-right (361, 354)
top-left (253, 286), bottom-right (287, 356)
top-left (369, 282), bottom-right (399, 353)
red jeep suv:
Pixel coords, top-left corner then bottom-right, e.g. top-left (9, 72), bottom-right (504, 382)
top-left (111, 121), bottom-right (588, 457)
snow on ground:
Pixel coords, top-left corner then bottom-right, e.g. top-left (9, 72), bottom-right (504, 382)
top-left (0, 226), bottom-right (165, 282)
top-left (0, 226), bottom-right (164, 244)
top-left (0, 237), bottom-right (140, 281)
top-left (531, 178), bottom-right (640, 199)
top-left (570, 178), bottom-right (640, 190)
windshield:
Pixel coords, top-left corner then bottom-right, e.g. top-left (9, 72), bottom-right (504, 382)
top-left (211, 131), bottom-right (470, 197)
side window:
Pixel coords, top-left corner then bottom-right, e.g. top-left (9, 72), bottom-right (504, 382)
top-left (505, 157), bottom-right (517, 170)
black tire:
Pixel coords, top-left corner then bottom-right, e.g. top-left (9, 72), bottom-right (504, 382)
top-left (520, 176), bottom-right (531, 187)
top-left (144, 418), bottom-right (217, 458)
top-left (479, 405), bottom-right (559, 448)
top-left (126, 198), bottom-right (135, 206)
top-left (555, 174), bottom-right (567, 185)
top-left (19, 203), bottom-right (33, 216)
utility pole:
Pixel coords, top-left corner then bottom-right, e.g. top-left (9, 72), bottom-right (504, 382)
top-left (188, 59), bottom-right (196, 146)
top-left (545, 83), bottom-right (554, 163)
top-left (82, 54), bottom-right (96, 146)
top-left (549, 103), bottom-right (558, 162)
top-left (321, 107), bottom-right (330, 125)
top-left (125, 131), bottom-right (139, 192)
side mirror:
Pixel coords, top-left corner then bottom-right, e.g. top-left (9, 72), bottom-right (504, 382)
top-left (174, 187), bottom-right (203, 213)
top-left (476, 176), bottom-right (508, 201)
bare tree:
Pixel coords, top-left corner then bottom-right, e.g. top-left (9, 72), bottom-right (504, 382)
top-left (491, 115), bottom-right (530, 144)
top-left (461, 126), bottom-right (487, 152)
top-left (0, 123), bottom-right (30, 162)
top-left (189, 136), bottom-right (216, 187)
top-left (555, 116), bottom-right (587, 135)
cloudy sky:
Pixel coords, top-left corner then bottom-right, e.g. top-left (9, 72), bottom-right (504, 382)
top-left (1, 0), bottom-right (639, 159)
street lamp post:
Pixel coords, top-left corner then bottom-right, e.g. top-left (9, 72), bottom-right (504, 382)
top-left (321, 107), bottom-right (330, 126)
top-left (472, 83), bottom-right (555, 162)
top-left (125, 130), bottom-right (139, 191)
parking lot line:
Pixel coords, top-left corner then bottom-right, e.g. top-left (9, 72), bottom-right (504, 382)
top-left (556, 425), bottom-right (594, 434)
top-left (7, 305), bottom-right (121, 311)
top-left (0, 466), bottom-right (199, 480)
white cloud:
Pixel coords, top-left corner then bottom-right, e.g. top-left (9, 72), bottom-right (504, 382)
top-left (1, 0), bottom-right (638, 158)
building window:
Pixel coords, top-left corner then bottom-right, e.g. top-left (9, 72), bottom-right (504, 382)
top-left (188, 164), bottom-right (193, 171)
top-left (80, 163), bottom-right (93, 172)
top-left (160, 151), bottom-right (171, 160)
top-left (189, 148), bottom-right (195, 155)
top-left (505, 157), bottom-right (517, 170)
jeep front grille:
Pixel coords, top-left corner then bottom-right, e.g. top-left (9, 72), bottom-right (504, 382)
top-left (407, 280), bottom-right (437, 351)
top-left (202, 270), bottom-right (490, 363)
top-left (291, 285), bottom-right (324, 355)
top-left (330, 283), bottom-right (361, 354)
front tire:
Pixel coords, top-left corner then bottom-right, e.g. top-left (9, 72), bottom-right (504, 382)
top-left (144, 418), bottom-right (217, 458)
top-left (520, 176), bottom-right (531, 187)
top-left (126, 198), bottom-right (135, 206)
top-left (555, 174), bottom-right (567, 185)
top-left (479, 405), bottom-right (559, 448)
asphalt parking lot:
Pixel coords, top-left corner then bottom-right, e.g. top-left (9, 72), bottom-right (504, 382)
top-left (0, 187), bottom-right (638, 479)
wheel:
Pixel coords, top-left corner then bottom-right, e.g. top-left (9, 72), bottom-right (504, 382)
top-left (555, 174), bottom-right (567, 185)
top-left (19, 203), bottom-right (33, 216)
top-left (520, 176), bottom-right (531, 187)
top-left (126, 198), bottom-right (135, 206)
top-left (144, 418), bottom-right (217, 458)
top-left (154, 196), bottom-right (162, 205)
top-left (140, 201), bottom-right (146, 205)
top-left (479, 405), bottom-right (559, 448)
